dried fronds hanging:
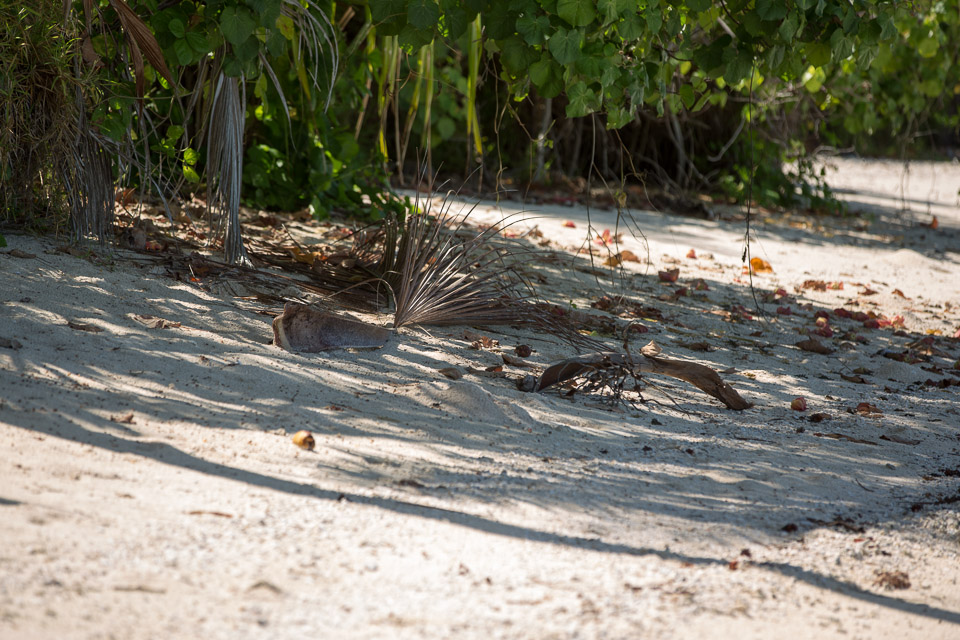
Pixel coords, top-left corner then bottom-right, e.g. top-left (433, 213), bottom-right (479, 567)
top-left (60, 107), bottom-right (115, 241)
top-left (206, 71), bottom-right (249, 266)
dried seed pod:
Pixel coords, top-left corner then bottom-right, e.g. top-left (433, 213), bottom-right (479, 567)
top-left (292, 430), bottom-right (315, 451)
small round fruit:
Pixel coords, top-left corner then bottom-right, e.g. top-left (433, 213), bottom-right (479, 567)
top-left (292, 430), bottom-right (315, 450)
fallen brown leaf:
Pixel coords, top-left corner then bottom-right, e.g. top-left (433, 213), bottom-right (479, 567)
top-left (874, 571), bottom-right (910, 590)
top-left (438, 367), bottom-right (463, 380)
top-left (841, 374), bottom-right (869, 384)
top-left (464, 330), bottom-right (498, 349)
top-left (796, 338), bottom-right (834, 354)
top-left (856, 402), bottom-right (882, 415)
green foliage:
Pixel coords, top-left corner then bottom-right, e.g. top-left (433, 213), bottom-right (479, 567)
top-left (11, 0), bottom-right (960, 241)
top-left (0, 1), bottom-right (79, 225)
top-left (366, 1), bottom-right (960, 212)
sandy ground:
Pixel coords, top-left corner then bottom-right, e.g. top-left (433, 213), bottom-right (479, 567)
top-left (1, 158), bottom-right (959, 639)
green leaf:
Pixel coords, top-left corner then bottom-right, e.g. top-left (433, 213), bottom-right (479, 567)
top-left (183, 147), bottom-right (199, 166)
top-left (253, 73), bottom-right (268, 100)
top-left (440, 1), bottom-right (469, 39)
top-left (740, 11), bottom-right (763, 36)
top-left (918, 36), bottom-right (939, 58)
top-left (266, 28), bottom-right (287, 57)
top-left (645, 6), bottom-right (662, 33)
top-left (566, 81), bottom-right (600, 117)
top-left (797, 0), bottom-right (816, 10)
top-left (185, 31), bottom-right (210, 55)
top-left (260, 0), bottom-right (282, 28)
top-left (605, 105), bottom-right (632, 129)
top-left (173, 38), bottom-right (194, 65)
top-left (558, 0), bottom-right (595, 27)
top-left (803, 65), bottom-right (825, 92)
top-left (687, 0), bottom-right (711, 11)
top-left (165, 125), bottom-right (184, 141)
top-left (500, 37), bottom-right (537, 75)
top-left (600, 65), bottom-right (619, 88)
top-left (276, 14), bottom-right (295, 40)
top-left (548, 27), bottom-right (582, 65)
top-left (436, 116), bottom-right (456, 140)
top-left (220, 7), bottom-right (257, 46)
top-left (0, 234), bottom-right (6, 248)
top-left (859, 19), bottom-right (881, 45)
top-left (665, 9), bottom-right (681, 38)
top-left (370, 0), bottom-right (406, 25)
top-left (724, 49), bottom-right (753, 85)
top-left (233, 34), bottom-right (260, 62)
top-left (485, 4), bottom-right (516, 40)
top-left (766, 44), bottom-right (785, 70)
top-left (618, 13), bottom-right (644, 40)
top-left (690, 91), bottom-right (711, 112)
top-left (679, 84), bottom-right (695, 109)
top-left (920, 77), bottom-right (942, 97)
top-left (692, 35), bottom-right (731, 74)
top-left (183, 164), bottom-right (200, 183)
top-left (168, 18), bottom-right (185, 38)
top-left (805, 42), bottom-right (831, 67)
top-left (517, 14), bottom-right (550, 45)
top-left (878, 13), bottom-right (898, 41)
top-left (530, 58), bottom-right (563, 98)
top-left (407, 0), bottom-right (440, 30)
top-left (398, 24), bottom-right (434, 51)
top-left (756, 0), bottom-right (787, 21)
top-left (830, 30), bottom-right (854, 61)
top-left (778, 12), bottom-right (799, 42)
top-left (597, 0), bottom-right (619, 23)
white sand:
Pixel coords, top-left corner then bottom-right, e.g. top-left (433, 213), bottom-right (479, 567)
top-left (1, 158), bottom-right (959, 639)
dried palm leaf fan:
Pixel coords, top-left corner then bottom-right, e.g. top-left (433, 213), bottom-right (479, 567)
top-left (375, 180), bottom-right (604, 353)
top-left (381, 187), bottom-right (536, 329)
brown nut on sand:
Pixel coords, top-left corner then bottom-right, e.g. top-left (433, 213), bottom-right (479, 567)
top-left (292, 430), bottom-right (315, 451)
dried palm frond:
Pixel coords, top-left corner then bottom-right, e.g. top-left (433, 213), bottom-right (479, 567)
top-left (280, 0), bottom-right (339, 110)
top-left (200, 0), bottom-right (337, 263)
top-left (59, 106), bottom-right (115, 241)
top-left (206, 71), bottom-right (249, 266)
top-left (383, 191), bottom-right (535, 329)
top-left (106, 0), bottom-right (174, 99)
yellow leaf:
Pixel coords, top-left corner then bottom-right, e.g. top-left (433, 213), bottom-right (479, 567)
top-left (290, 246), bottom-right (316, 266)
top-left (750, 257), bottom-right (773, 274)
